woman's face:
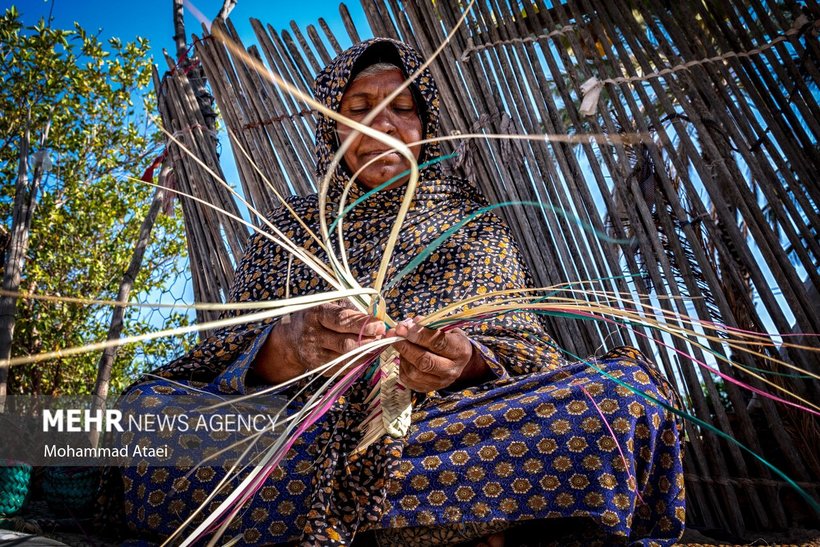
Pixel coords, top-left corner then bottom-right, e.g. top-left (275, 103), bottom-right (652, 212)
top-left (336, 68), bottom-right (423, 189)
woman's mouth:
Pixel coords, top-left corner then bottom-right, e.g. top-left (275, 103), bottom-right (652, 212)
top-left (363, 150), bottom-right (401, 161)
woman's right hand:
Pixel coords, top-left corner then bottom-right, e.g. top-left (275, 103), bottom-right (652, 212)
top-left (251, 302), bottom-right (386, 384)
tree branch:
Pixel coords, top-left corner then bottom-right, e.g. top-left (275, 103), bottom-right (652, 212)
top-left (0, 111), bottom-right (52, 411)
top-left (89, 171), bottom-right (168, 446)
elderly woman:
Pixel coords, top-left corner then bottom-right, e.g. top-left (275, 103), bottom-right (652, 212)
top-left (114, 38), bottom-right (684, 546)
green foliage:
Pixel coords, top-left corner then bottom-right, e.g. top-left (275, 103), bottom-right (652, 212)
top-left (1, 8), bottom-right (194, 397)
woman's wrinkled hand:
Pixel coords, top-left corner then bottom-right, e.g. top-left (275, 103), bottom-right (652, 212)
top-left (253, 302), bottom-right (386, 384)
top-left (390, 318), bottom-right (490, 392)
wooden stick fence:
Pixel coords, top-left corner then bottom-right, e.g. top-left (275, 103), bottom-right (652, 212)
top-left (154, 0), bottom-right (819, 535)
top-left (153, 62), bottom-right (249, 333)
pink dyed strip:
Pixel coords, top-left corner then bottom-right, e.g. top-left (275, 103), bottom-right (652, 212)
top-left (449, 304), bottom-right (817, 415)
top-left (207, 361), bottom-right (370, 538)
top-left (583, 296), bottom-right (818, 341)
top-left (682, 316), bottom-right (818, 339)
top-left (580, 385), bottom-right (646, 506)
top-left (229, 366), bottom-right (365, 525)
top-left (358, 317), bottom-right (372, 344)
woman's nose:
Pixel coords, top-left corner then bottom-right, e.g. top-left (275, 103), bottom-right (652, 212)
top-left (369, 109), bottom-right (397, 134)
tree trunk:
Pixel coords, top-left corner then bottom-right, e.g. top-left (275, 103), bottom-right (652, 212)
top-left (0, 119), bottom-right (50, 412)
top-left (89, 171), bottom-right (169, 447)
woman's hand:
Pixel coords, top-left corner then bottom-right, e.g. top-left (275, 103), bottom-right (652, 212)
top-left (390, 318), bottom-right (491, 392)
top-left (252, 303), bottom-right (386, 384)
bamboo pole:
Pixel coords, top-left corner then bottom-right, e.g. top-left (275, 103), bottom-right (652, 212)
top-left (307, 24), bottom-right (333, 66)
top-left (720, 0), bottom-right (820, 141)
top-left (155, 65), bottom-right (241, 329)
top-left (492, 0), bottom-right (623, 348)
top-left (396, 0), bottom-right (592, 357)
top-left (280, 30), bottom-right (321, 95)
top-left (698, 1), bottom-right (820, 205)
top-left (568, 3), bottom-right (754, 526)
top-left (250, 19), bottom-right (319, 189)
top-left (540, 0), bottom-right (748, 532)
top-left (594, 3), bottom-right (775, 530)
top-left (644, 0), bottom-right (820, 387)
top-left (289, 21), bottom-right (322, 73)
top-left (604, 0), bottom-right (812, 528)
top-left (154, 67), bottom-right (213, 328)
top-left (219, 19), bottom-right (289, 209)
top-left (550, 0), bottom-right (693, 390)
top-left (319, 17), bottom-right (343, 55)
top-left (339, 4), bottom-right (362, 44)
top-left (500, 0), bottom-right (627, 315)
top-left (517, 1), bottom-right (660, 359)
top-left (246, 19), bottom-right (318, 195)
top-left (653, 2), bottom-right (820, 355)
top-left (197, 25), bottom-right (282, 213)
top-left (484, 0), bottom-right (614, 352)
top-left (531, 0), bottom-right (657, 356)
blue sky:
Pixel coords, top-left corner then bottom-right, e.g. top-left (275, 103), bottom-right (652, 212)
top-left (12, 0), bottom-right (370, 66)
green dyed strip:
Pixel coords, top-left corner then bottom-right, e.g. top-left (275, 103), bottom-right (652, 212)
top-left (329, 153), bottom-right (458, 232)
top-left (384, 201), bottom-right (634, 292)
top-left (363, 360), bottom-right (379, 382)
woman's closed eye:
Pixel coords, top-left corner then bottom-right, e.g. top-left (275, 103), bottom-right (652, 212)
top-left (343, 104), bottom-right (370, 115)
top-left (344, 104), bottom-right (414, 116)
top-left (391, 97), bottom-right (416, 112)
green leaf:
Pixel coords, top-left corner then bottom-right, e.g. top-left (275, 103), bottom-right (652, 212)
top-left (3, 13), bottom-right (189, 398)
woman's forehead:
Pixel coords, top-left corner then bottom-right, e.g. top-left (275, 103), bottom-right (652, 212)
top-left (342, 69), bottom-right (414, 100)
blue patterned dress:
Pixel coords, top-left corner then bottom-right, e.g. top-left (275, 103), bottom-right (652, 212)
top-left (116, 38), bottom-right (685, 546)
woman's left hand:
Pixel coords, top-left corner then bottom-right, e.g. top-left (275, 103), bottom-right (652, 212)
top-left (390, 318), bottom-right (490, 391)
